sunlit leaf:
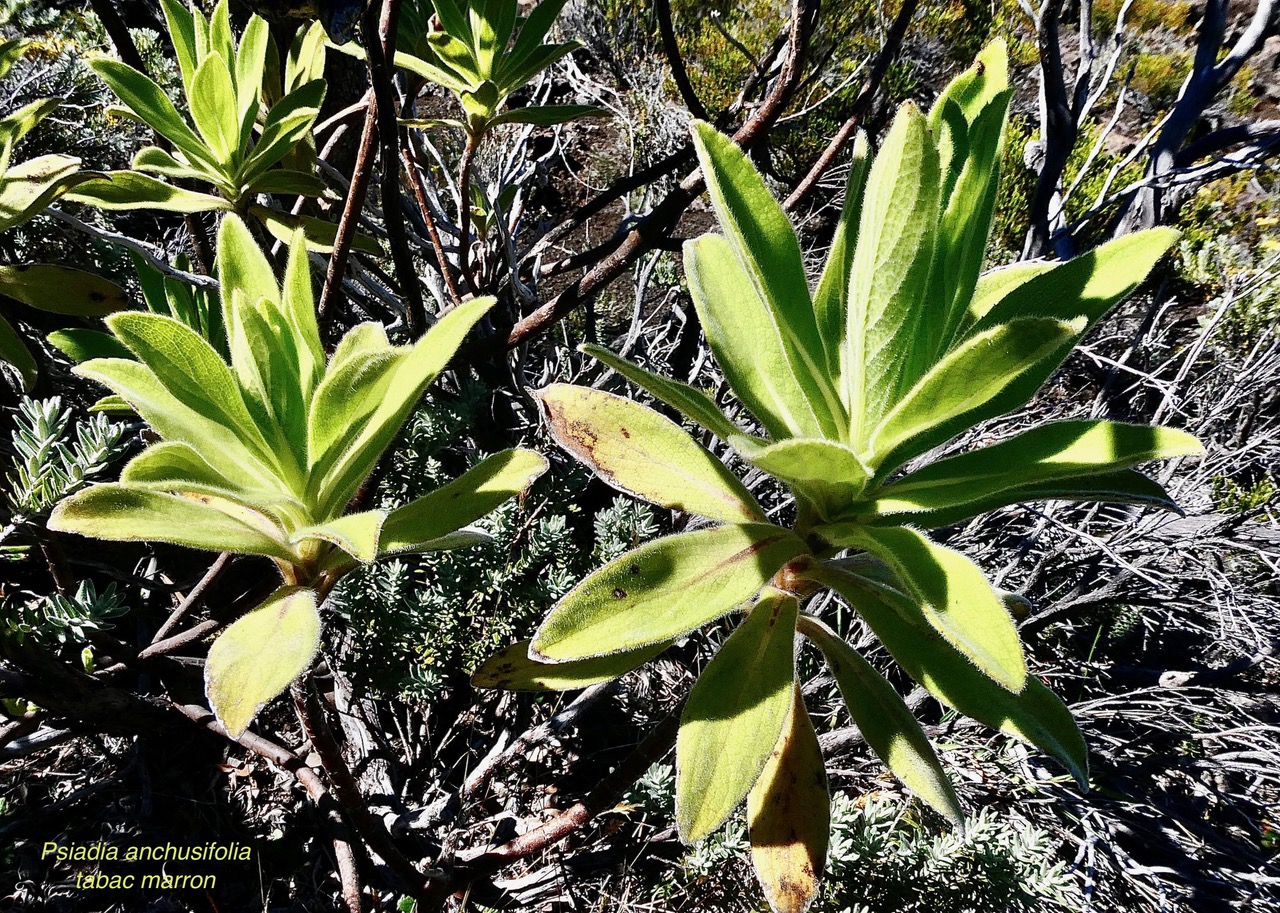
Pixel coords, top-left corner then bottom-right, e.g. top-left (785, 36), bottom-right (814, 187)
top-left (472, 638), bottom-right (670, 692)
top-left (205, 586), bottom-right (321, 737)
top-left (678, 590), bottom-right (798, 842)
top-left (532, 524), bottom-right (806, 661)
top-left (538, 383), bottom-right (765, 524)
top-left (799, 615), bottom-right (961, 823)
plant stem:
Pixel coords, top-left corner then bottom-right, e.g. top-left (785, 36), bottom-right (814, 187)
top-left (457, 131), bottom-right (480, 295)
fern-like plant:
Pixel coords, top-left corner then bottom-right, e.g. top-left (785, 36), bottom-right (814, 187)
top-left (475, 41), bottom-right (1202, 912)
top-left (47, 215), bottom-right (547, 736)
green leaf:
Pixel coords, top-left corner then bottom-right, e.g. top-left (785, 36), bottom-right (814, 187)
top-left (970, 229), bottom-right (1179, 335)
top-left (581, 343), bottom-right (756, 446)
top-left (75, 357), bottom-right (278, 488)
top-left (251, 206), bottom-right (379, 254)
top-left (190, 53), bottom-right (240, 163)
top-left (844, 102), bottom-right (941, 445)
top-left (809, 564), bottom-right (1088, 786)
top-left (493, 41), bottom-right (578, 102)
top-left (677, 590), bottom-right (798, 842)
top-left (292, 510), bottom-right (386, 563)
top-left (120, 440), bottom-right (282, 504)
top-left (159, 0), bottom-right (199, 96)
top-left (931, 90), bottom-right (1012, 353)
top-left (964, 260), bottom-right (1056, 330)
top-left (532, 524), bottom-right (806, 661)
top-left (0, 312), bottom-right (36, 390)
top-left (818, 524), bottom-right (1026, 692)
top-left (798, 614), bottom-right (961, 823)
top-left (861, 420), bottom-right (1202, 525)
top-left (868, 317), bottom-right (1085, 471)
top-left (813, 130), bottom-right (870, 376)
top-left (472, 638), bottom-right (670, 691)
top-left (0, 98), bottom-right (62, 171)
top-left (217, 213), bottom-right (281, 308)
top-left (205, 586), bottom-right (321, 737)
top-left (686, 234), bottom-right (828, 439)
top-left (48, 329), bottom-right (134, 364)
top-left (0, 154), bottom-right (98, 231)
top-left (736, 437), bottom-right (869, 518)
top-left (65, 171), bottom-right (231, 213)
top-left (0, 37), bottom-right (30, 81)
top-left (241, 79), bottom-right (325, 180)
top-left (312, 296), bottom-right (496, 513)
top-left (107, 311), bottom-right (268, 456)
top-left (506, 0), bottom-right (569, 67)
top-left (487, 104), bottom-right (606, 128)
top-left (236, 16), bottom-right (270, 144)
top-left (47, 484), bottom-right (295, 560)
top-left (281, 228), bottom-right (325, 402)
top-left (691, 123), bottom-right (843, 438)
top-left (243, 169), bottom-right (327, 198)
top-left (746, 683), bottom-right (828, 913)
top-left (537, 384), bottom-right (765, 524)
top-left (381, 448), bottom-right (548, 554)
top-left (0, 265), bottom-right (128, 316)
top-left (87, 58), bottom-right (218, 171)
top-left (132, 145), bottom-right (223, 185)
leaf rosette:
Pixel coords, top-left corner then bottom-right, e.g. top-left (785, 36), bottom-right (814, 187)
top-left (49, 215), bottom-right (547, 736)
top-left (475, 40), bottom-right (1202, 913)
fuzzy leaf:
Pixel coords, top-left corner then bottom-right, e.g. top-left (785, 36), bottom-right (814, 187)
top-left (538, 384), bottom-right (764, 524)
top-left (48, 484), bottom-right (294, 559)
top-left (48, 329), bottom-right (133, 363)
top-left (0, 265), bottom-right (128, 316)
top-left (809, 564), bottom-right (1088, 786)
top-left (678, 590), bottom-right (798, 842)
top-left (312, 296), bottom-right (495, 513)
top-left (380, 448), bottom-right (548, 555)
top-left (580, 343), bottom-right (755, 446)
top-left (686, 234), bottom-right (828, 439)
top-left (971, 228), bottom-right (1179, 335)
top-left (869, 317), bottom-right (1085, 471)
top-left (747, 682), bottom-right (829, 913)
top-left (472, 638), bottom-right (670, 692)
top-left (65, 171), bottom-right (231, 213)
top-left (819, 525), bottom-right (1026, 692)
top-left (87, 58), bottom-right (218, 170)
top-left (799, 615), bottom-right (961, 823)
top-left (813, 130), bottom-right (870, 375)
top-left (692, 123), bottom-right (843, 437)
top-left (205, 586), bottom-right (321, 737)
top-left (844, 102), bottom-right (941, 444)
top-left (292, 510), bottom-right (386, 563)
top-left (861, 420), bottom-right (1202, 525)
top-left (964, 260), bottom-right (1055, 331)
top-left (0, 154), bottom-right (98, 231)
top-left (190, 53), bottom-right (239, 163)
top-left (532, 524), bottom-right (806, 661)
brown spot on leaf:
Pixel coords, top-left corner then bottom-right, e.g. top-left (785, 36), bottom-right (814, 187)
top-left (612, 587), bottom-right (627, 599)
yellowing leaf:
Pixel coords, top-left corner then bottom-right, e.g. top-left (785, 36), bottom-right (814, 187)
top-left (532, 524), bottom-right (806, 661)
top-left (747, 682), bottom-right (829, 913)
top-left (538, 384), bottom-right (764, 524)
top-left (205, 586), bottom-right (321, 737)
top-left (678, 590), bottom-right (798, 842)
